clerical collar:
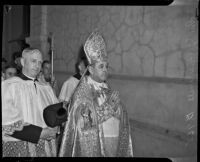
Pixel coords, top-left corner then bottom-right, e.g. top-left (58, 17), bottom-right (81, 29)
top-left (73, 73), bottom-right (82, 80)
top-left (87, 76), bottom-right (108, 90)
top-left (18, 73), bottom-right (38, 81)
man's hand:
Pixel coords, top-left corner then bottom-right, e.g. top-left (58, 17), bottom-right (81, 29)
top-left (63, 101), bottom-right (69, 109)
top-left (50, 74), bottom-right (55, 82)
top-left (37, 72), bottom-right (47, 84)
top-left (50, 74), bottom-right (56, 83)
top-left (40, 127), bottom-right (57, 140)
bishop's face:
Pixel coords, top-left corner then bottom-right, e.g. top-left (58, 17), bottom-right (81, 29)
top-left (89, 61), bottom-right (108, 83)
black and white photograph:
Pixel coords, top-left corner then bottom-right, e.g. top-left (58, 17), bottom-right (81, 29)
top-left (1, 0), bottom-right (198, 161)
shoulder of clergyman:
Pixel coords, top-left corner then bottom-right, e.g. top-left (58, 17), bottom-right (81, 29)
top-left (71, 78), bottom-right (95, 111)
top-left (2, 76), bottom-right (23, 83)
top-left (70, 79), bottom-right (95, 120)
top-left (73, 77), bottom-right (92, 101)
top-left (2, 76), bottom-right (24, 89)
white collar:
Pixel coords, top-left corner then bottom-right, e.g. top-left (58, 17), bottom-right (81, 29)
top-left (87, 76), bottom-right (108, 90)
top-left (23, 73), bottom-right (36, 81)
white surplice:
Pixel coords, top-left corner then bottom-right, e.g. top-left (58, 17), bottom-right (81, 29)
top-left (59, 76), bottom-right (79, 102)
top-left (2, 76), bottom-right (59, 157)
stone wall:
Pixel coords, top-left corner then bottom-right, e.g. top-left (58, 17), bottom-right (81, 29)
top-left (45, 6), bottom-right (198, 79)
top-left (27, 5), bottom-right (198, 143)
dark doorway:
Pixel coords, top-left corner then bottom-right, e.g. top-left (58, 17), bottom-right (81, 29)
top-left (2, 5), bottom-right (30, 61)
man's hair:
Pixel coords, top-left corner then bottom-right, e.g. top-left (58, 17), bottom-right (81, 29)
top-left (4, 64), bottom-right (17, 71)
top-left (22, 47), bottom-right (41, 58)
top-left (42, 60), bottom-right (51, 68)
top-left (75, 57), bottom-right (88, 74)
top-left (75, 45), bottom-right (89, 74)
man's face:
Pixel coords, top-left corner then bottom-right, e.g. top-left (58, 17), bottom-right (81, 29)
top-left (78, 61), bottom-right (86, 75)
top-left (90, 61), bottom-right (108, 82)
top-left (22, 51), bottom-right (43, 78)
top-left (15, 57), bottom-right (22, 69)
top-left (5, 67), bottom-right (17, 79)
top-left (43, 63), bottom-right (51, 80)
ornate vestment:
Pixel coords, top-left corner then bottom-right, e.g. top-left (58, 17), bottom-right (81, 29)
top-left (59, 76), bottom-right (133, 157)
top-left (2, 76), bottom-right (58, 157)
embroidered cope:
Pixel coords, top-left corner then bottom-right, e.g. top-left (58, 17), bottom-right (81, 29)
top-left (59, 76), bottom-right (133, 157)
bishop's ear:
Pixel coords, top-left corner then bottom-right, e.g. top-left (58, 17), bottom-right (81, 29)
top-left (88, 65), bottom-right (93, 75)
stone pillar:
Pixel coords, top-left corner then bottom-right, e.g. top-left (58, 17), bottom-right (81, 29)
top-left (25, 5), bottom-right (49, 60)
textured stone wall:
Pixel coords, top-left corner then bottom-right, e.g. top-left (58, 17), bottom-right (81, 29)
top-left (44, 6), bottom-right (197, 80)
top-left (28, 5), bottom-right (197, 139)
